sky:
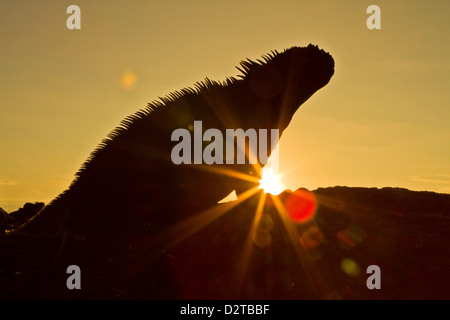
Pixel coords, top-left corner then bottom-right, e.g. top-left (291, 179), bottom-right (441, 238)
top-left (0, 0), bottom-right (449, 212)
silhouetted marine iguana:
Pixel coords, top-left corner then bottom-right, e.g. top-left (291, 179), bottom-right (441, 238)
top-left (11, 44), bottom-right (334, 260)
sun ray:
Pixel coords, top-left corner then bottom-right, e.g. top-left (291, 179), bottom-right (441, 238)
top-left (126, 184), bottom-right (262, 261)
top-left (192, 164), bottom-right (261, 184)
top-left (164, 185), bottom-right (261, 248)
top-left (200, 92), bottom-right (265, 178)
top-left (233, 191), bottom-right (267, 287)
top-left (271, 193), bottom-right (329, 297)
top-left (114, 184), bottom-right (263, 280)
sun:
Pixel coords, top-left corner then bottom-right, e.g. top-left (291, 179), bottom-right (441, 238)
top-left (258, 166), bottom-right (285, 195)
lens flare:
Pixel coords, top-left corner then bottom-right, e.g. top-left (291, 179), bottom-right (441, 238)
top-left (299, 225), bottom-right (323, 249)
top-left (285, 189), bottom-right (317, 224)
top-left (258, 213), bottom-right (274, 232)
top-left (337, 225), bottom-right (366, 249)
top-left (341, 258), bottom-right (361, 277)
top-left (120, 70), bottom-right (137, 90)
top-left (253, 230), bottom-right (272, 247)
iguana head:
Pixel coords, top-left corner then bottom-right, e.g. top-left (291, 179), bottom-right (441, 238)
top-left (239, 44), bottom-right (335, 129)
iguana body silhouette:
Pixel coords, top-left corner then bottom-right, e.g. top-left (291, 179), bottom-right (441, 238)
top-left (11, 44), bottom-right (334, 271)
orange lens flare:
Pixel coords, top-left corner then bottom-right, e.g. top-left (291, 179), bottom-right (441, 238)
top-left (120, 70), bottom-right (137, 90)
top-left (285, 189), bottom-right (317, 223)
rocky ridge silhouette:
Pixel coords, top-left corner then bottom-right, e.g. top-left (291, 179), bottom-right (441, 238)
top-left (1, 186), bottom-right (449, 299)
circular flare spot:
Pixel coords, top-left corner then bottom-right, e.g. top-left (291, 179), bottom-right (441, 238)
top-left (337, 225), bottom-right (366, 249)
top-left (253, 230), bottom-right (272, 248)
top-left (341, 258), bottom-right (361, 277)
top-left (285, 189), bottom-right (317, 224)
top-left (120, 70), bottom-right (137, 90)
top-left (299, 225), bottom-right (323, 249)
top-left (258, 213), bottom-right (274, 232)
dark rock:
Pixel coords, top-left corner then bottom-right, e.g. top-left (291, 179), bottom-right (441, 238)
top-left (0, 207), bottom-right (8, 233)
top-left (0, 202), bottom-right (45, 233)
top-left (1, 187), bottom-right (449, 299)
top-left (8, 202), bottom-right (45, 222)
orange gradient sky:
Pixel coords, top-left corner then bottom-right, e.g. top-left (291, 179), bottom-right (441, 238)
top-left (1, 1), bottom-right (449, 212)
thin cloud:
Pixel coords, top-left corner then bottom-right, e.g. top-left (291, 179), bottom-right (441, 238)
top-left (409, 175), bottom-right (450, 194)
top-left (0, 175), bottom-right (17, 186)
top-left (380, 59), bottom-right (450, 72)
top-left (410, 174), bottom-right (450, 184)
